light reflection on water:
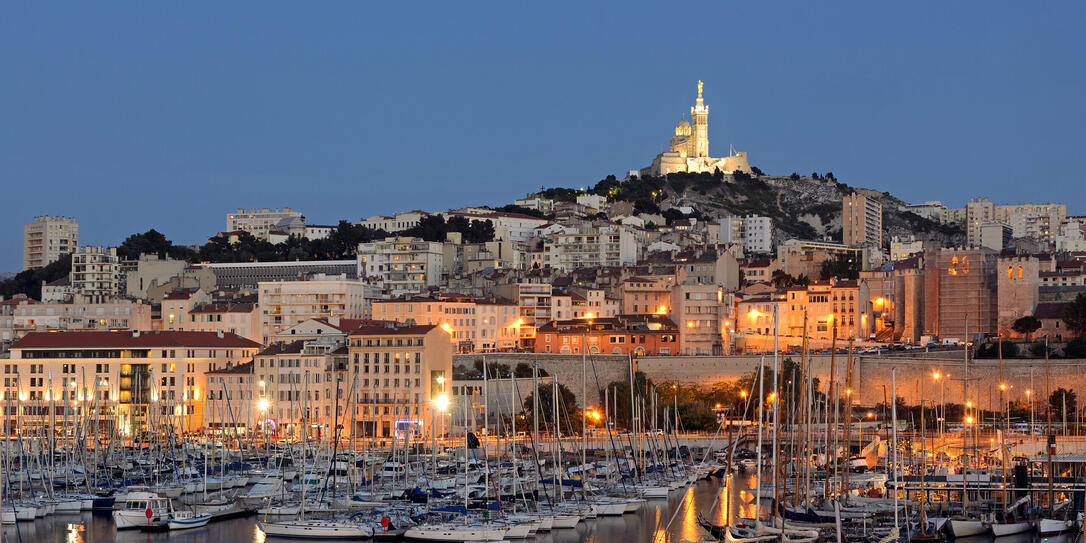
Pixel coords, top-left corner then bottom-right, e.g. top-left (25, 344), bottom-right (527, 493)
top-left (44, 473), bottom-right (1086, 543)
top-left (0, 478), bottom-right (750, 543)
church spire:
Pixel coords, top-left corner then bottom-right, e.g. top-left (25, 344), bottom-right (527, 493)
top-left (696, 80), bottom-right (704, 108)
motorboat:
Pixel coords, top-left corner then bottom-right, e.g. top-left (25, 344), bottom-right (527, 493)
top-left (168, 511), bottom-right (212, 530)
top-left (113, 491), bottom-right (172, 530)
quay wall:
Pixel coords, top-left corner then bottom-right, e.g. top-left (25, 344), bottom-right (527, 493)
top-left (456, 353), bottom-right (1086, 409)
top-left (453, 353), bottom-right (630, 406)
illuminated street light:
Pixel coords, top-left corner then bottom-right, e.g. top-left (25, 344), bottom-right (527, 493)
top-left (433, 394), bottom-right (449, 412)
top-left (257, 398), bottom-right (270, 412)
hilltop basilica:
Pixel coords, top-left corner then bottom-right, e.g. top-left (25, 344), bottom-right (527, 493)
top-left (640, 81), bottom-right (751, 177)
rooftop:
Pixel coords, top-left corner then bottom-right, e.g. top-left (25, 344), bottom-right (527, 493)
top-left (12, 330), bottom-right (261, 350)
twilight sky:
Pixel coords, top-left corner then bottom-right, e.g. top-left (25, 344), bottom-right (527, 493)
top-left (2, 2), bottom-right (1085, 272)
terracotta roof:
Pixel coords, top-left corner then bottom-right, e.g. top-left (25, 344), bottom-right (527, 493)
top-left (257, 340), bottom-right (306, 356)
top-left (537, 314), bottom-right (678, 333)
top-left (348, 324), bottom-right (439, 336)
top-left (190, 302), bottom-right (255, 314)
top-left (207, 361), bottom-right (255, 375)
top-left (313, 317), bottom-right (381, 332)
top-left (13, 331), bottom-right (261, 350)
top-left (163, 288), bottom-right (200, 300)
top-left (0, 297), bottom-right (34, 307)
top-left (1035, 302), bottom-right (1069, 320)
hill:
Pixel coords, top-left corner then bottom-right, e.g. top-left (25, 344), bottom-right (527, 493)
top-left (543, 170), bottom-right (964, 248)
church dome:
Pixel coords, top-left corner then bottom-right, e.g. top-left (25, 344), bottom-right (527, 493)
top-left (674, 119), bottom-right (691, 136)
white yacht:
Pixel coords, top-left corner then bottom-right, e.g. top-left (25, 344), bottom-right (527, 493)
top-left (113, 491), bottom-right (172, 530)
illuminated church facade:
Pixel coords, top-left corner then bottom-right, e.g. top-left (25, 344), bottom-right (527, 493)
top-left (640, 81), bottom-right (752, 177)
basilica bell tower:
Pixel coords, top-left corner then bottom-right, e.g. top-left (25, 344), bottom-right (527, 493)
top-left (691, 80), bottom-right (709, 158)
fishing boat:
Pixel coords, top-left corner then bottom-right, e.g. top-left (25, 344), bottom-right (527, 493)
top-left (167, 511), bottom-right (212, 530)
top-left (1038, 517), bottom-right (1077, 537)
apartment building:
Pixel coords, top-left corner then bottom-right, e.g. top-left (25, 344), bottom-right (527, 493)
top-left (357, 237), bottom-right (443, 296)
top-left (543, 225), bottom-right (637, 271)
top-left (617, 276), bottom-right (673, 314)
top-left (244, 335), bottom-right (349, 441)
top-left (842, 193), bottom-right (883, 248)
top-left (71, 246), bottom-right (122, 302)
top-left (534, 314), bottom-right (679, 355)
top-left (442, 210), bottom-right (549, 243)
top-left (551, 288), bottom-right (619, 321)
top-left (669, 284), bottom-right (726, 355)
top-left (197, 260), bottom-right (358, 289)
top-left (4, 330), bottom-right (260, 436)
top-left (493, 283), bottom-right (552, 349)
top-left (371, 293), bottom-right (520, 353)
top-left (162, 288), bottom-right (211, 331)
top-left (12, 297), bottom-right (153, 340)
top-left (777, 239), bottom-right (864, 281)
top-left (717, 215), bottom-right (772, 253)
top-left (258, 276), bottom-right (366, 342)
top-left (23, 216), bottom-right (78, 271)
top-left (226, 208), bottom-right (304, 240)
top-left (186, 301), bottom-right (261, 343)
top-left (781, 279), bottom-right (869, 343)
top-left (963, 198), bottom-right (1067, 246)
top-left (346, 323), bottom-right (452, 440)
top-left (359, 210), bottom-right (430, 233)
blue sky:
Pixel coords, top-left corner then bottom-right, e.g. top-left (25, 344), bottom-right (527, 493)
top-left (2, 2), bottom-right (1084, 272)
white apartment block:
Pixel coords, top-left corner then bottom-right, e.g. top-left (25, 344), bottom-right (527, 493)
top-left (12, 298), bottom-right (152, 339)
top-left (717, 215), bottom-right (772, 253)
top-left (543, 225), bottom-right (637, 271)
top-left (72, 246), bottom-right (122, 302)
top-left (258, 276), bottom-right (366, 343)
top-left (901, 201), bottom-right (948, 223)
top-left (441, 211), bottom-right (550, 243)
top-left (357, 238), bottom-right (443, 296)
top-left (963, 198), bottom-right (1067, 246)
top-left (359, 211), bottom-right (430, 233)
top-left (23, 216), bottom-right (78, 271)
top-left (226, 208), bottom-right (303, 239)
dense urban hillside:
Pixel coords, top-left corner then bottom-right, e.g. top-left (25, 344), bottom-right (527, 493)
top-left (542, 170), bottom-right (965, 246)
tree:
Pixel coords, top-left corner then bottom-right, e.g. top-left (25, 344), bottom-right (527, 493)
top-left (820, 254), bottom-right (861, 280)
top-left (1012, 316), bottom-right (1042, 341)
top-left (1049, 388), bottom-right (1077, 420)
top-left (602, 372), bottom-right (656, 430)
top-left (750, 166), bottom-right (764, 176)
top-left (0, 253), bottom-right (72, 300)
top-left (522, 383), bottom-right (580, 433)
top-left (1030, 342), bottom-right (1050, 358)
top-left (976, 340), bottom-right (1018, 359)
top-left (1064, 337), bottom-right (1086, 358)
top-left (512, 362), bottom-right (548, 379)
top-left (1063, 293), bottom-right (1086, 337)
top-left (463, 219), bottom-right (495, 243)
